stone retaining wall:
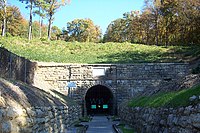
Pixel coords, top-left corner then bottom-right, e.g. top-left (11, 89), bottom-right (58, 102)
top-left (118, 104), bottom-right (200, 133)
top-left (34, 63), bottom-right (189, 104)
top-left (0, 48), bottom-right (36, 84)
top-left (0, 105), bottom-right (81, 133)
top-left (1, 48), bottom-right (190, 104)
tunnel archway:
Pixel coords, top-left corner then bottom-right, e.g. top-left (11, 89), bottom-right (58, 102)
top-left (85, 85), bottom-right (113, 115)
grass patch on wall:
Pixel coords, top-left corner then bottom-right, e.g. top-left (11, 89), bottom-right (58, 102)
top-left (128, 85), bottom-right (200, 108)
top-left (118, 124), bottom-right (135, 133)
top-left (0, 37), bottom-right (200, 64)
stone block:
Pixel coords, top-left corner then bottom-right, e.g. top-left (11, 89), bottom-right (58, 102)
top-left (0, 108), bottom-right (5, 121)
top-left (36, 109), bottom-right (46, 117)
top-left (7, 107), bottom-right (25, 119)
top-left (19, 127), bottom-right (32, 133)
top-left (1, 121), bottom-right (19, 133)
top-left (15, 116), bottom-right (27, 127)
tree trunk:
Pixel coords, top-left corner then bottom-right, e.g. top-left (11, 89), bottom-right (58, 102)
top-left (28, 0), bottom-right (33, 40)
top-left (165, 18), bottom-right (169, 46)
top-left (47, 14), bottom-right (53, 40)
top-left (39, 7), bottom-right (42, 38)
top-left (1, 0), bottom-right (7, 36)
top-left (155, 9), bottom-right (159, 46)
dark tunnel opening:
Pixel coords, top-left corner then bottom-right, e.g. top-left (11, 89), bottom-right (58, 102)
top-left (85, 85), bottom-right (113, 115)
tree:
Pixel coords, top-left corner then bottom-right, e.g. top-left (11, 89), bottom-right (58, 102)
top-left (104, 18), bottom-right (127, 42)
top-left (66, 18), bottom-right (101, 42)
top-left (18, 18), bottom-right (29, 37)
top-left (6, 6), bottom-right (24, 36)
top-left (104, 11), bottom-right (142, 43)
top-left (42, 0), bottom-right (70, 40)
top-left (19, 0), bottom-right (36, 40)
top-left (0, 6), bottom-right (24, 36)
top-left (0, 0), bottom-right (7, 36)
top-left (51, 25), bottom-right (61, 40)
top-left (34, 0), bottom-right (46, 38)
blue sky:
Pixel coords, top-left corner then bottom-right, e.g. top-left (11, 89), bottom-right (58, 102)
top-left (8, 0), bottom-right (145, 34)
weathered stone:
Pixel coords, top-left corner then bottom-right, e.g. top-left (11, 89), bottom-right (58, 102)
top-left (163, 128), bottom-right (168, 133)
top-left (167, 114), bottom-right (174, 126)
top-left (19, 128), bottom-right (32, 133)
top-left (183, 106), bottom-right (193, 115)
top-left (2, 121), bottom-right (12, 133)
top-left (2, 121), bottom-right (19, 133)
top-left (27, 108), bottom-right (36, 117)
top-left (0, 108), bottom-right (4, 121)
top-left (15, 116), bottom-right (27, 127)
top-left (189, 95), bottom-right (197, 102)
top-left (26, 117), bottom-right (34, 127)
top-left (179, 128), bottom-right (191, 133)
top-left (160, 119), bottom-right (166, 126)
top-left (193, 123), bottom-right (200, 129)
top-left (7, 107), bottom-right (24, 119)
top-left (36, 109), bottom-right (45, 117)
top-left (118, 103), bottom-right (200, 133)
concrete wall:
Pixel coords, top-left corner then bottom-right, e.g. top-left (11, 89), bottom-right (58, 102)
top-left (118, 104), bottom-right (200, 133)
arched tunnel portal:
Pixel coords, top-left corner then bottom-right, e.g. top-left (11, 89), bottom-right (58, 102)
top-left (85, 85), bottom-right (114, 115)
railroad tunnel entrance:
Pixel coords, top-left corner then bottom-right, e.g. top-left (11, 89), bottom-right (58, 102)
top-left (85, 85), bottom-right (113, 115)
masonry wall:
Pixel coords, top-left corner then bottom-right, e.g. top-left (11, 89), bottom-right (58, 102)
top-left (118, 104), bottom-right (200, 133)
top-left (0, 49), bottom-right (190, 114)
top-left (0, 48), bottom-right (189, 104)
top-left (0, 48), bottom-right (36, 84)
top-left (34, 63), bottom-right (189, 104)
top-left (0, 77), bottom-right (82, 133)
top-left (0, 105), bottom-right (81, 133)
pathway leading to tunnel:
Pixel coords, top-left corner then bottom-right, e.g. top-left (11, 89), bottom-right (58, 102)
top-left (86, 115), bottom-right (115, 133)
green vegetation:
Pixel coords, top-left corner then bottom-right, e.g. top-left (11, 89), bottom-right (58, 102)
top-left (128, 85), bottom-right (200, 108)
top-left (110, 115), bottom-right (120, 121)
top-left (118, 124), bottom-right (135, 133)
top-left (1, 37), bottom-right (200, 64)
top-left (79, 116), bottom-right (92, 122)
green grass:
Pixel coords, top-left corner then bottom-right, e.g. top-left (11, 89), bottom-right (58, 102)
top-left (118, 124), bottom-right (135, 133)
top-left (128, 85), bottom-right (200, 108)
top-left (0, 36), bottom-right (200, 64)
top-left (79, 116), bottom-right (92, 122)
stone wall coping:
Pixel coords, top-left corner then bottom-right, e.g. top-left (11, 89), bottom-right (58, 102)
top-left (36, 61), bottom-right (189, 67)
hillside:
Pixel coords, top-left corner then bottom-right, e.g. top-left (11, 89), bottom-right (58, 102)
top-left (128, 83), bottom-right (200, 108)
top-left (0, 37), bottom-right (200, 64)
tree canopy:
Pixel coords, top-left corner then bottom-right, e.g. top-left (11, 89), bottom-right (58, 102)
top-left (104, 0), bottom-right (200, 45)
top-left (65, 18), bottom-right (101, 42)
top-left (0, 0), bottom-right (199, 45)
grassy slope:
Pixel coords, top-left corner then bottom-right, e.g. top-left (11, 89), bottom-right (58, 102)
top-left (0, 37), bottom-right (200, 64)
top-left (128, 84), bottom-right (200, 108)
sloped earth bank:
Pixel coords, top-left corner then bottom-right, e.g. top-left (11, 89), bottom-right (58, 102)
top-left (0, 78), bottom-right (81, 133)
top-left (118, 74), bottom-right (200, 133)
top-left (139, 73), bottom-right (200, 97)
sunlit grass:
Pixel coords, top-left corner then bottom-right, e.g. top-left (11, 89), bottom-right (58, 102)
top-left (128, 85), bottom-right (200, 108)
top-left (0, 36), bottom-right (199, 64)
